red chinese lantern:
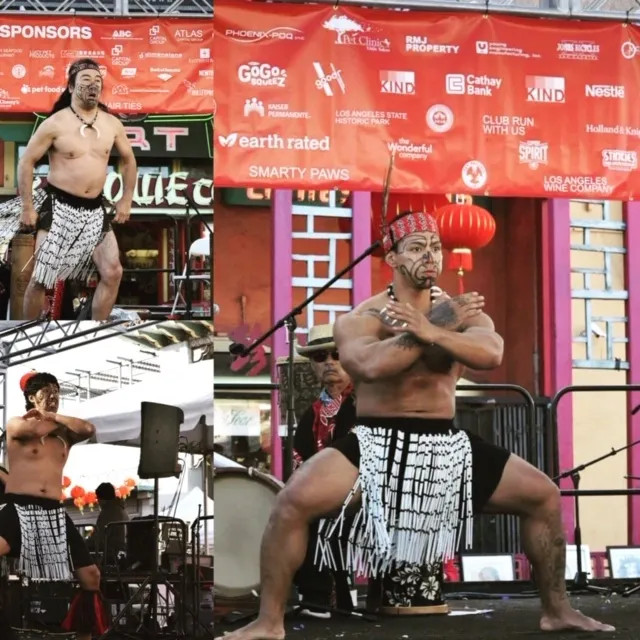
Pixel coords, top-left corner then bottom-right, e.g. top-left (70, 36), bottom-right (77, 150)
top-left (73, 496), bottom-right (85, 512)
top-left (433, 203), bottom-right (496, 293)
top-left (62, 476), bottom-right (71, 489)
top-left (85, 491), bottom-right (98, 511)
top-left (118, 485), bottom-right (131, 500)
top-left (124, 477), bottom-right (137, 489)
top-left (70, 486), bottom-right (85, 500)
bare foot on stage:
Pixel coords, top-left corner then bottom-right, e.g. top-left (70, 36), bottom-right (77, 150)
top-left (214, 620), bottom-right (285, 640)
top-left (540, 608), bottom-right (615, 633)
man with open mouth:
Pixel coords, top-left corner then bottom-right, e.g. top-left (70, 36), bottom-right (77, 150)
top-left (0, 57), bottom-right (137, 320)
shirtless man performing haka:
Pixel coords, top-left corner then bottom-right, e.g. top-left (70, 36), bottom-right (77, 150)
top-left (0, 57), bottom-right (137, 320)
top-left (218, 210), bottom-right (613, 640)
top-left (0, 372), bottom-right (106, 640)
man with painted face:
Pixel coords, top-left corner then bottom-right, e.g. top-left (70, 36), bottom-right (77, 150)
top-left (0, 58), bottom-right (137, 320)
top-left (0, 372), bottom-right (107, 639)
top-left (217, 211), bottom-right (614, 640)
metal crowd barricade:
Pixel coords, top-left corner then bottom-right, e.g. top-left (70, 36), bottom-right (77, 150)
top-left (548, 384), bottom-right (640, 479)
top-left (191, 515), bottom-right (214, 638)
top-left (216, 380), bottom-right (544, 554)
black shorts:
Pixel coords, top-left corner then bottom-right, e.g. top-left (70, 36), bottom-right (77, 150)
top-left (0, 493), bottom-right (93, 570)
top-left (328, 416), bottom-right (511, 514)
top-left (38, 183), bottom-right (112, 234)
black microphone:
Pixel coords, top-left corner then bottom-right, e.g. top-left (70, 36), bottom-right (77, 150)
top-left (229, 342), bottom-right (247, 356)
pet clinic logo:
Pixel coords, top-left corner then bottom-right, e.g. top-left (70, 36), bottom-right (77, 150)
top-left (322, 14), bottom-right (390, 53)
top-left (313, 62), bottom-right (345, 96)
top-left (380, 71), bottom-right (415, 95)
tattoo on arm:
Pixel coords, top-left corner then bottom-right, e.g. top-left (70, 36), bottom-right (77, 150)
top-left (394, 333), bottom-right (420, 349)
top-left (427, 301), bottom-right (459, 331)
top-left (361, 308), bottom-right (420, 349)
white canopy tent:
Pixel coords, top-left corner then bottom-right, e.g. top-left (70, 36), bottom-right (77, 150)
top-left (69, 358), bottom-right (213, 550)
top-left (71, 359), bottom-right (213, 446)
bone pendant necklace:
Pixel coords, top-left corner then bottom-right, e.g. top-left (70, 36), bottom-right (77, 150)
top-left (69, 105), bottom-right (100, 139)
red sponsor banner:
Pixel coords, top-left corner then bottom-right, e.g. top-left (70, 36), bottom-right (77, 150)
top-left (213, 1), bottom-right (640, 199)
top-left (0, 17), bottom-right (212, 114)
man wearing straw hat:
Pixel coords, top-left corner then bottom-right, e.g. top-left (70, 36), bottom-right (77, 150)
top-left (219, 210), bottom-right (613, 639)
top-left (292, 323), bottom-right (355, 618)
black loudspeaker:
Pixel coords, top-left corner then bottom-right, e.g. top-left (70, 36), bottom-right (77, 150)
top-left (138, 402), bottom-right (184, 479)
top-left (126, 517), bottom-right (157, 571)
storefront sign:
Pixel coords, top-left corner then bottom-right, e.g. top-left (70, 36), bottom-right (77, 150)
top-left (0, 16), bottom-right (212, 114)
top-left (221, 188), bottom-right (488, 211)
top-left (122, 118), bottom-right (212, 158)
top-left (214, 401), bottom-right (262, 437)
top-left (34, 171), bottom-right (213, 216)
top-left (221, 188), bottom-right (350, 207)
top-left (104, 171), bottom-right (213, 215)
top-left (214, 0), bottom-right (640, 199)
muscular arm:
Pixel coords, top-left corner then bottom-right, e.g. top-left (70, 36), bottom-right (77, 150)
top-left (48, 413), bottom-right (96, 445)
top-left (6, 415), bottom-right (59, 441)
top-left (17, 118), bottom-right (57, 207)
top-left (335, 313), bottom-right (425, 382)
top-left (113, 119), bottom-right (137, 204)
top-left (429, 313), bottom-right (503, 370)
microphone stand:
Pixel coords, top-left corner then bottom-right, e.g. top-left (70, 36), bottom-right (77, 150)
top-left (229, 240), bottom-right (381, 481)
top-left (553, 436), bottom-right (640, 594)
top-left (180, 195), bottom-right (213, 319)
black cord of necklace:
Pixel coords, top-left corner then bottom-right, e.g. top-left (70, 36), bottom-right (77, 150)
top-left (69, 105), bottom-right (98, 128)
top-left (387, 284), bottom-right (436, 303)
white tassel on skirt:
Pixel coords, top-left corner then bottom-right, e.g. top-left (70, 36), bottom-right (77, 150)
top-left (0, 188), bottom-right (105, 288)
top-left (316, 424), bottom-right (474, 578)
top-left (15, 504), bottom-right (73, 581)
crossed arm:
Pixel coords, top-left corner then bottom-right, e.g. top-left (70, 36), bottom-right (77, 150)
top-left (335, 302), bottom-right (503, 382)
top-left (335, 313), bottom-right (426, 382)
top-left (427, 313), bottom-right (503, 370)
top-left (7, 411), bottom-right (96, 445)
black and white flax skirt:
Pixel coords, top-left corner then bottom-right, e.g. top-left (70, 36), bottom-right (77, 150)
top-left (316, 418), bottom-right (475, 578)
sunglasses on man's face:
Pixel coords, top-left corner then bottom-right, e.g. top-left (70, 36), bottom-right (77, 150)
top-left (310, 350), bottom-right (339, 363)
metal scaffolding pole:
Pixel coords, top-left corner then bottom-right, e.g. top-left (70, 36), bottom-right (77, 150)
top-left (0, 0), bottom-right (212, 15)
